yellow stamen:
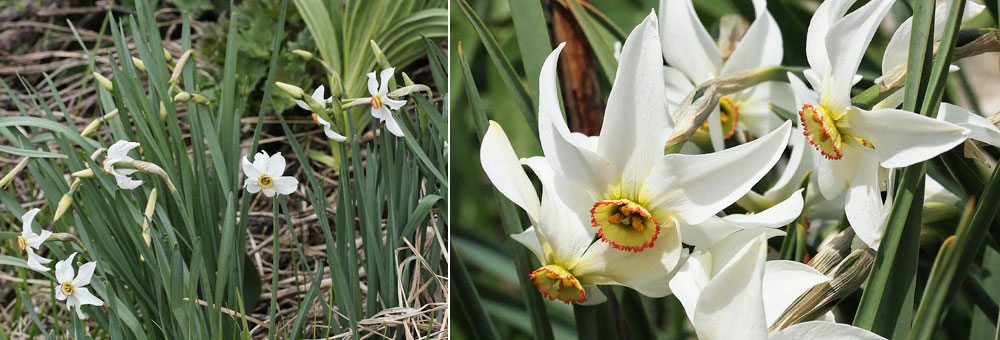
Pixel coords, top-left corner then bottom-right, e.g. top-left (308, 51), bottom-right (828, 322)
top-left (370, 95), bottom-right (383, 109)
top-left (258, 175), bottom-right (274, 189)
top-left (17, 236), bottom-right (26, 251)
top-left (529, 265), bottom-right (587, 304)
top-left (61, 282), bottom-right (75, 296)
top-left (591, 199), bottom-right (661, 252)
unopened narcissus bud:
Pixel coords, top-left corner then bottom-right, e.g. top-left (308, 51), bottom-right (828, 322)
top-left (275, 82), bottom-right (306, 99)
top-left (72, 168), bottom-right (95, 178)
top-left (131, 57), bottom-right (147, 72)
top-left (168, 50), bottom-right (194, 84)
top-left (0, 157), bottom-right (31, 188)
top-left (53, 179), bottom-right (81, 222)
top-left (174, 92), bottom-right (191, 103)
top-left (370, 40), bottom-right (390, 68)
top-left (191, 94), bottom-right (210, 105)
top-left (93, 72), bottom-right (113, 91)
top-left (291, 49), bottom-right (313, 60)
top-left (81, 109), bottom-right (120, 137)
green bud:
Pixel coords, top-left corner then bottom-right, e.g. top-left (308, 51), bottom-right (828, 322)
top-left (291, 49), bottom-right (313, 60)
top-left (191, 94), bottom-right (210, 105)
top-left (275, 82), bottom-right (306, 99)
top-left (132, 56), bottom-right (147, 72)
top-left (0, 157), bottom-right (31, 189)
top-left (169, 50), bottom-right (194, 84)
top-left (370, 40), bottom-right (390, 68)
top-left (174, 92), bottom-right (192, 103)
top-left (93, 72), bottom-right (113, 91)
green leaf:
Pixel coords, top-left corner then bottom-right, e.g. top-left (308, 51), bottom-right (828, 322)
top-left (0, 145), bottom-right (66, 159)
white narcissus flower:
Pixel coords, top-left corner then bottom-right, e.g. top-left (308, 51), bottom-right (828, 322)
top-left (670, 230), bottom-right (886, 340)
top-left (242, 151), bottom-right (298, 197)
top-left (296, 85), bottom-right (347, 142)
top-left (790, 0), bottom-right (970, 249)
top-left (55, 252), bottom-right (104, 319)
top-left (537, 12), bottom-right (791, 254)
top-left (103, 140), bottom-right (143, 190)
top-left (874, 1), bottom-right (986, 110)
top-left (367, 67), bottom-right (408, 137)
top-left (18, 208), bottom-right (52, 272)
top-left (482, 121), bottom-right (680, 304)
top-left (660, 0), bottom-right (794, 147)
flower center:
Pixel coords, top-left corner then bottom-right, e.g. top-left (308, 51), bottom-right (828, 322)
top-left (591, 199), bottom-right (660, 252)
top-left (697, 96), bottom-right (740, 139)
top-left (370, 95), bottom-right (383, 109)
top-left (258, 175), bottom-right (274, 188)
top-left (17, 236), bottom-right (26, 251)
top-left (529, 265), bottom-right (586, 304)
top-left (102, 158), bottom-right (111, 174)
top-left (799, 104), bottom-right (843, 160)
top-left (61, 282), bottom-right (75, 296)
top-left (311, 113), bottom-right (323, 126)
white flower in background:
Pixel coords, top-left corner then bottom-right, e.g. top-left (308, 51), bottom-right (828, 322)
top-left (18, 208), bottom-right (52, 272)
top-left (790, 0), bottom-right (970, 249)
top-left (367, 67), bottom-right (408, 137)
top-left (103, 140), bottom-right (143, 190)
top-left (680, 189), bottom-right (804, 248)
top-left (536, 13), bottom-right (791, 254)
top-left (55, 252), bottom-right (104, 319)
top-left (482, 122), bottom-right (679, 304)
top-left (670, 230), bottom-right (886, 339)
top-left (295, 85), bottom-right (347, 142)
top-left (660, 0), bottom-right (793, 149)
top-left (242, 151), bottom-right (298, 197)
top-left (874, 1), bottom-right (986, 110)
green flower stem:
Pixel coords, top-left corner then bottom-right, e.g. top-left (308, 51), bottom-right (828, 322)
top-left (267, 197), bottom-right (280, 340)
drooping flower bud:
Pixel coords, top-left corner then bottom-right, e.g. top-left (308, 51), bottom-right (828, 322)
top-left (93, 72), bottom-right (113, 91)
top-left (291, 49), bottom-right (313, 60)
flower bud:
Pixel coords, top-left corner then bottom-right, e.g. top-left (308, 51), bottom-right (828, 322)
top-left (174, 92), bottom-right (192, 103)
top-left (163, 48), bottom-right (173, 63)
top-left (0, 157), bottom-right (31, 189)
top-left (132, 160), bottom-right (176, 192)
top-left (53, 193), bottom-right (74, 222)
top-left (81, 109), bottom-right (119, 137)
top-left (275, 82), bottom-right (306, 99)
top-left (132, 56), bottom-right (147, 72)
top-left (191, 94), bottom-right (210, 106)
top-left (370, 40), bottom-right (390, 68)
top-left (141, 188), bottom-right (157, 245)
top-left (93, 72), bottom-right (113, 91)
top-left (160, 102), bottom-right (167, 120)
top-left (72, 168), bottom-right (96, 178)
top-left (291, 49), bottom-right (313, 60)
top-left (169, 50), bottom-right (194, 84)
top-left (329, 72), bottom-right (343, 97)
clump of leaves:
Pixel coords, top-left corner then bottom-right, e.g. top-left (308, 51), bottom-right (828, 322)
top-left (198, 0), bottom-right (319, 114)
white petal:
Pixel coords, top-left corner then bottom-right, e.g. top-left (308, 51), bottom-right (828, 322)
top-left (872, 91), bottom-right (904, 110)
top-left (598, 12), bottom-right (671, 197)
top-left (736, 82), bottom-right (795, 137)
top-left (296, 99), bottom-right (310, 111)
top-left (244, 179), bottom-right (262, 193)
top-left (659, 0), bottom-right (721, 83)
top-left (692, 235), bottom-right (769, 340)
top-left (882, 2), bottom-right (985, 76)
top-left (367, 71), bottom-right (379, 96)
top-left (266, 152), bottom-right (287, 177)
top-left (764, 132), bottom-right (815, 202)
top-left (537, 44), bottom-right (612, 195)
top-left (845, 107), bottom-right (968, 168)
top-left (643, 122), bottom-right (791, 224)
top-left (722, 189), bottom-right (804, 227)
top-left (114, 173), bottom-right (143, 190)
top-left (311, 85), bottom-right (325, 103)
top-left (480, 136), bottom-right (542, 225)
top-left (273, 176), bottom-right (298, 195)
top-left (73, 287), bottom-right (104, 307)
top-left (56, 252), bottom-right (77, 283)
top-left (383, 115), bottom-right (405, 137)
top-left (26, 250), bottom-right (52, 272)
top-left (379, 67), bottom-right (395, 95)
top-left (537, 187), bottom-right (600, 266)
top-left (73, 262), bottom-right (96, 287)
top-left (242, 155), bottom-right (261, 179)
top-left (938, 103), bottom-right (1000, 147)
top-left (510, 227), bottom-right (546, 264)
top-left (21, 208), bottom-right (41, 235)
top-left (384, 97), bottom-right (407, 110)
top-left (815, 148), bottom-right (857, 200)
top-left (844, 148), bottom-right (887, 250)
top-left (663, 66), bottom-right (695, 110)
top-left (762, 261), bottom-right (829, 326)
top-left (824, 0), bottom-right (894, 111)
top-left (720, 10), bottom-right (782, 75)
top-left (318, 116), bottom-right (348, 142)
top-left (668, 249), bottom-right (712, 323)
top-left (522, 156), bottom-right (597, 237)
top-left (787, 72), bottom-right (819, 110)
top-left (252, 151), bottom-right (270, 175)
top-left (579, 286), bottom-right (608, 305)
top-left (107, 140), bottom-right (139, 159)
top-left (572, 218), bottom-right (682, 298)
top-left (804, 0), bottom-right (859, 82)
top-left (771, 321), bottom-right (886, 340)
top-left (261, 187), bottom-right (276, 197)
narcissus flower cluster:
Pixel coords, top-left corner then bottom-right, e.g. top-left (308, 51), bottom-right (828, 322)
top-left (479, 0), bottom-right (997, 337)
